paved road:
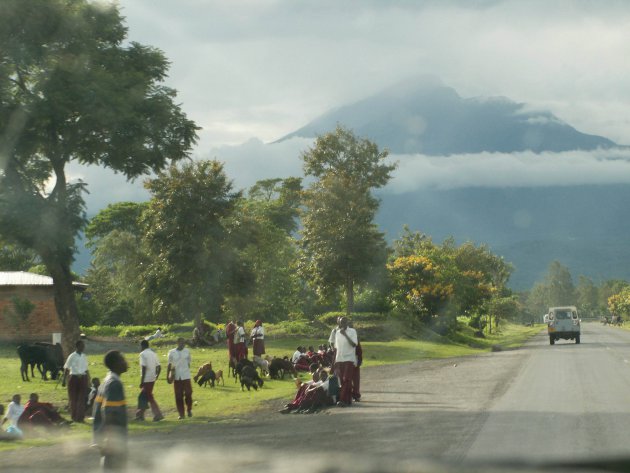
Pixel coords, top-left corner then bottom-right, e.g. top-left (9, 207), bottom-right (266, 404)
top-left (5, 323), bottom-right (630, 472)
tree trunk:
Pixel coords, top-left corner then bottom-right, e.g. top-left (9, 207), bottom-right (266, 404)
top-left (47, 260), bottom-right (81, 357)
top-left (346, 277), bottom-right (354, 316)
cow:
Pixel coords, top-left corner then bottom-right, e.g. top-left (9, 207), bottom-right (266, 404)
top-left (17, 343), bottom-right (64, 381)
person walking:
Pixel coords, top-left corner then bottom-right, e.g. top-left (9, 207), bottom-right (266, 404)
top-left (250, 320), bottom-right (265, 357)
top-left (135, 340), bottom-right (163, 422)
top-left (167, 337), bottom-right (193, 419)
top-left (93, 350), bottom-right (129, 470)
top-left (62, 339), bottom-right (90, 422)
top-left (333, 317), bottom-right (358, 407)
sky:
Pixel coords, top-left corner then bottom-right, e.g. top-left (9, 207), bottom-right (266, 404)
top-left (72, 0), bottom-right (630, 211)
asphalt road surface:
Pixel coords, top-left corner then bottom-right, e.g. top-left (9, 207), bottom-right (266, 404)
top-left (5, 322), bottom-right (630, 472)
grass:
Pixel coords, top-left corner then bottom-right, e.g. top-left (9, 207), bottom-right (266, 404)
top-left (0, 322), bottom-right (543, 451)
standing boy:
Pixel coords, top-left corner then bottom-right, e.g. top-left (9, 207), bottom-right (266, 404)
top-left (93, 350), bottom-right (129, 470)
top-left (167, 337), bottom-right (193, 419)
top-left (135, 340), bottom-right (163, 422)
top-left (62, 339), bottom-right (90, 422)
top-left (334, 317), bottom-right (358, 406)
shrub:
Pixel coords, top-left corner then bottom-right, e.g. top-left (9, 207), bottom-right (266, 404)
top-left (317, 311), bottom-right (388, 325)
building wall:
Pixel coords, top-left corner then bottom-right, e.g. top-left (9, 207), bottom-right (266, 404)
top-left (0, 286), bottom-right (62, 342)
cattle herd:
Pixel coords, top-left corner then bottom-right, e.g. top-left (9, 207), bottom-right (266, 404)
top-left (16, 343), bottom-right (64, 382)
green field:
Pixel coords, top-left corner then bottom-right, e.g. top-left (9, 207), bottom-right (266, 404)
top-left (0, 323), bottom-right (542, 451)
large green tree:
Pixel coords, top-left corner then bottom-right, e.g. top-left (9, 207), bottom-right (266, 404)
top-left (84, 202), bottom-right (149, 325)
top-left (0, 0), bottom-right (197, 352)
top-left (224, 178), bottom-right (303, 322)
top-left (141, 161), bottom-right (243, 325)
top-left (299, 126), bottom-right (396, 314)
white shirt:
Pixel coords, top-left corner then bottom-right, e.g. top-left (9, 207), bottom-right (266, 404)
top-left (328, 327), bottom-right (337, 347)
top-left (334, 327), bottom-right (358, 364)
top-left (4, 401), bottom-right (24, 427)
top-left (234, 326), bottom-right (246, 344)
top-left (167, 347), bottom-right (191, 380)
top-left (146, 329), bottom-right (163, 341)
top-left (64, 351), bottom-right (89, 375)
top-left (139, 348), bottom-right (160, 383)
top-left (250, 326), bottom-right (264, 340)
top-left (291, 350), bottom-right (302, 364)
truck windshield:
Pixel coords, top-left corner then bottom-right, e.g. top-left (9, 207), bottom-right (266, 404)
top-left (555, 311), bottom-right (572, 320)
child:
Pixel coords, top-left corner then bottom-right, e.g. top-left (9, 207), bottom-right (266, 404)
top-left (93, 350), bottom-right (129, 470)
top-left (87, 378), bottom-right (100, 413)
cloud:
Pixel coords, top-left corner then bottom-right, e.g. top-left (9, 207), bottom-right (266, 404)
top-left (65, 137), bottom-right (313, 214)
top-left (66, 136), bottom-right (630, 216)
top-left (385, 147), bottom-right (630, 193)
top-left (118, 0), bottom-right (630, 149)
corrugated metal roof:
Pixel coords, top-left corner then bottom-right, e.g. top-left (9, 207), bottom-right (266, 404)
top-left (0, 271), bottom-right (88, 288)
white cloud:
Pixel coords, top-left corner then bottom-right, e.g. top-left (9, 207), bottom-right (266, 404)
top-left (68, 139), bottom-right (630, 215)
top-left (385, 147), bottom-right (630, 193)
top-left (117, 0), bottom-right (630, 149)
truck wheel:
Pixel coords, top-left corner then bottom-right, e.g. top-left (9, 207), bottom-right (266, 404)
top-left (550, 336), bottom-right (555, 345)
top-left (576, 335), bottom-right (580, 344)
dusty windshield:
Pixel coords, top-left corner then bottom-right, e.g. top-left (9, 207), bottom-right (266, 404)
top-left (2, 1), bottom-right (630, 473)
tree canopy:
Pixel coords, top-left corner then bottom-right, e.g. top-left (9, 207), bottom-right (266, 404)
top-left (299, 126), bottom-right (396, 314)
top-left (0, 0), bottom-right (198, 352)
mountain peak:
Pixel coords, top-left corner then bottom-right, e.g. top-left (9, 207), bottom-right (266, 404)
top-left (279, 78), bottom-right (616, 155)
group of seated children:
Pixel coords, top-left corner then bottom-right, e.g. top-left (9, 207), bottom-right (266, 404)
top-left (0, 380), bottom-right (104, 439)
top-left (280, 363), bottom-right (340, 414)
top-left (291, 345), bottom-right (334, 371)
top-left (1, 393), bottom-right (72, 438)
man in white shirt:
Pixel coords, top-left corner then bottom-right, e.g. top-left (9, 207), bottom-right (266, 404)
top-left (135, 340), bottom-right (163, 422)
top-left (62, 339), bottom-right (90, 422)
top-left (167, 337), bottom-right (193, 419)
top-left (1, 394), bottom-right (24, 428)
top-left (334, 317), bottom-right (358, 406)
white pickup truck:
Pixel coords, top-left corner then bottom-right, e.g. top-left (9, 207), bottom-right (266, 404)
top-left (547, 306), bottom-right (581, 345)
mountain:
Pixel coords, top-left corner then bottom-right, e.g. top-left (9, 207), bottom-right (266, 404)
top-left (280, 76), bottom-right (616, 154)
top-left (279, 77), bottom-right (630, 290)
top-left (375, 185), bottom-right (630, 290)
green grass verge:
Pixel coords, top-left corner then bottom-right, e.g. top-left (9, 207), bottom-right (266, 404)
top-left (0, 322), bottom-right (542, 451)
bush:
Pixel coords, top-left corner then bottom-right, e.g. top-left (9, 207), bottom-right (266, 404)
top-left (317, 311), bottom-right (388, 325)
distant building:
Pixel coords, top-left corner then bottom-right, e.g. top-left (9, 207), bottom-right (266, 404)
top-left (0, 272), bottom-right (87, 342)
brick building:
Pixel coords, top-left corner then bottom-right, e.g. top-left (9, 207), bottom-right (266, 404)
top-left (0, 272), bottom-right (87, 342)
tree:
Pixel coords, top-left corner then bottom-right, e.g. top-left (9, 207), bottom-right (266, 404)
top-left (85, 201), bottom-right (148, 246)
top-left (141, 161), bottom-right (243, 325)
top-left (223, 178), bottom-right (303, 322)
top-left (545, 261), bottom-right (575, 306)
top-left (608, 286), bottom-right (630, 319)
top-left (299, 126), bottom-right (396, 314)
top-left (0, 1), bottom-right (197, 352)
top-left (576, 275), bottom-right (598, 318)
top-left (84, 202), bottom-right (150, 324)
top-left (0, 241), bottom-right (39, 271)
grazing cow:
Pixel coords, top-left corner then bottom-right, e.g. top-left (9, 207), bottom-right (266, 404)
top-left (240, 365), bottom-right (264, 391)
top-left (269, 357), bottom-right (296, 380)
top-left (17, 343), bottom-right (64, 381)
